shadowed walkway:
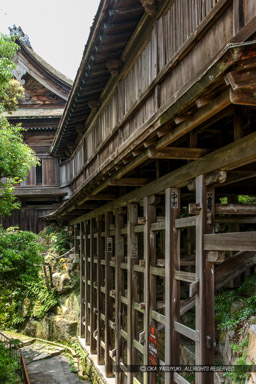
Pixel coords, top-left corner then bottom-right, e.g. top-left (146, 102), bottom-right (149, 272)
top-left (22, 341), bottom-right (89, 384)
top-left (26, 354), bottom-right (87, 384)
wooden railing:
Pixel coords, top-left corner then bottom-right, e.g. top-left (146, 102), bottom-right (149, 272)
top-left (0, 331), bottom-right (30, 384)
top-left (60, 0), bottom-right (247, 197)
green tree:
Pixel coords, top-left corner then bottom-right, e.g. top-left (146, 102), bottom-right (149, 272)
top-left (0, 33), bottom-right (38, 216)
top-left (0, 227), bottom-right (43, 328)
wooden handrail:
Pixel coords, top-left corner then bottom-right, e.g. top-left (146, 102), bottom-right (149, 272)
top-left (0, 331), bottom-right (30, 384)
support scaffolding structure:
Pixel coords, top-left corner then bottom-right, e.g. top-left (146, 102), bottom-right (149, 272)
top-left (75, 166), bottom-right (256, 384)
top-left (47, 1), bottom-right (256, 383)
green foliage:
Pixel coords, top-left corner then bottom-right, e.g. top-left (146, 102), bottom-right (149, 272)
top-left (0, 118), bottom-right (39, 216)
top-left (0, 33), bottom-right (38, 216)
top-left (39, 226), bottom-right (72, 255)
top-left (71, 342), bottom-right (89, 378)
top-left (0, 227), bottom-right (42, 286)
top-left (0, 34), bottom-right (18, 102)
top-left (0, 342), bottom-right (22, 383)
top-left (0, 227), bottom-right (43, 289)
top-left (0, 227), bottom-right (44, 328)
top-left (224, 352), bottom-right (253, 383)
top-left (220, 195), bottom-right (256, 205)
top-left (28, 279), bottom-right (59, 319)
top-left (69, 358), bottom-right (77, 373)
top-left (238, 195), bottom-right (256, 204)
top-left (215, 275), bottom-right (256, 331)
top-left (50, 229), bottom-right (72, 254)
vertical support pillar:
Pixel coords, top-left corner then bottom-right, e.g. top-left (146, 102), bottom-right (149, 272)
top-left (127, 203), bottom-right (138, 384)
top-left (97, 216), bottom-right (105, 365)
top-left (80, 222), bottom-right (85, 338)
top-left (143, 197), bottom-right (156, 384)
top-left (165, 188), bottom-right (180, 384)
top-left (195, 175), bottom-right (205, 384)
top-left (85, 220), bottom-right (90, 345)
top-left (90, 218), bottom-right (97, 354)
top-left (105, 212), bottom-right (114, 377)
top-left (74, 224), bottom-right (79, 255)
top-left (115, 209), bottom-right (125, 384)
top-left (204, 187), bottom-right (215, 372)
top-left (195, 176), bottom-right (214, 384)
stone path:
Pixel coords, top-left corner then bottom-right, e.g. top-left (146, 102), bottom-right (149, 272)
top-left (23, 341), bottom-right (89, 384)
top-left (3, 332), bottom-right (90, 384)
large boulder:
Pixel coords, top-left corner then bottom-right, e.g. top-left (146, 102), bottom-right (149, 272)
top-left (52, 272), bottom-right (71, 293)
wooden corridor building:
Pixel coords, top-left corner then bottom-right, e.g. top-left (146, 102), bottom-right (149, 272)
top-left (48, 1), bottom-right (256, 383)
top-left (1, 26), bottom-right (72, 232)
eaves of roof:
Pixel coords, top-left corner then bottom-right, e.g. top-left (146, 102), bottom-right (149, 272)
top-left (50, 0), bottom-right (146, 158)
top-left (18, 39), bottom-right (73, 88)
top-left (46, 40), bottom-right (256, 220)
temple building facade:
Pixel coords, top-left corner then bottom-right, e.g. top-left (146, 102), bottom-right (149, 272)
top-left (1, 26), bottom-right (72, 232)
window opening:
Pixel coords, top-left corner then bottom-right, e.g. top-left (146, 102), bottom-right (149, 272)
top-left (36, 162), bottom-right (43, 185)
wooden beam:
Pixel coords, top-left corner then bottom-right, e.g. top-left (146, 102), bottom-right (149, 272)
top-left (148, 147), bottom-right (208, 160)
top-left (77, 203), bottom-right (99, 210)
top-left (87, 194), bottom-right (116, 200)
top-left (109, 178), bottom-right (149, 186)
top-left (215, 251), bottom-right (256, 291)
top-left (215, 204), bottom-right (256, 215)
top-left (221, 171), bottom-right (256, 186)
top-left (71, 131), bottom-right (256, 224)
top-left (230, 88), bottom-right (256, 106)
top-left (188, 170), bottom-right (227, 191)
top-left (196, 95), bottom-right (214, 108)
top-left (204, 232), bottom-right (256, 251)
top-left (174, 115), bottom-right (187, 125)
top-left (225, 68), bottom-right (256, 91)
top-left (156, 90), bottom-right (230, 150)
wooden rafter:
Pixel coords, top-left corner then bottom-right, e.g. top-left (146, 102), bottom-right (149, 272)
top-left (109, 178), bottom-right (149, 186)
top-left (148, 147), bottom-right (209, 160)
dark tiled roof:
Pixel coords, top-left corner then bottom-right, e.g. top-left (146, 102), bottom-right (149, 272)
top-left (51, 0), bottom-right (145, 157)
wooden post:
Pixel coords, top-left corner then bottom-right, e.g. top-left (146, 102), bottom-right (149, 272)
top-left (127, 203), bottom-right (138, 384)
top-left (115, 209), bottom-right (125, 384)
top-left (105, 212), bottom-right (114, 377)
top-left (143, 196), bottom-right (156, 384)
top-left (85, 220), bottom-right (90, 345)
top-left (165, 188), bottom-right (180, 384)
top-left (80, 222), bottom-right (85, 338)
top-left (204, 187), bottom-right (215, 372)
top-left (97, 216), bottom-right (105, 365)
top-left (90, 218), bottom-right (97, 354)
top-left (195, 176), bottom-right (214, 383)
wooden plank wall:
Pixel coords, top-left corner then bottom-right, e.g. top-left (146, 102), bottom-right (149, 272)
top-left (20, 157), bottom-right (59, 187)
top-left (77, 176), bottom-right (256, 384)
top-left (0, 207), bottom-right (55, 233)
top-left (59, 0), bottom-right (253, 194)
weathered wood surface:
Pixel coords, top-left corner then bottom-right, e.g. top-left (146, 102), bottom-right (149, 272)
top-left (0, 207), bottom-right (57, 233)
top-left (165, 188), bottom-right (180, 383)
top-left (204, 232), bottom-right (256, 251)
top-left (71, 131), bottom-right (256, 224)
top-left (58, 0), bottom-right (250, 194)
